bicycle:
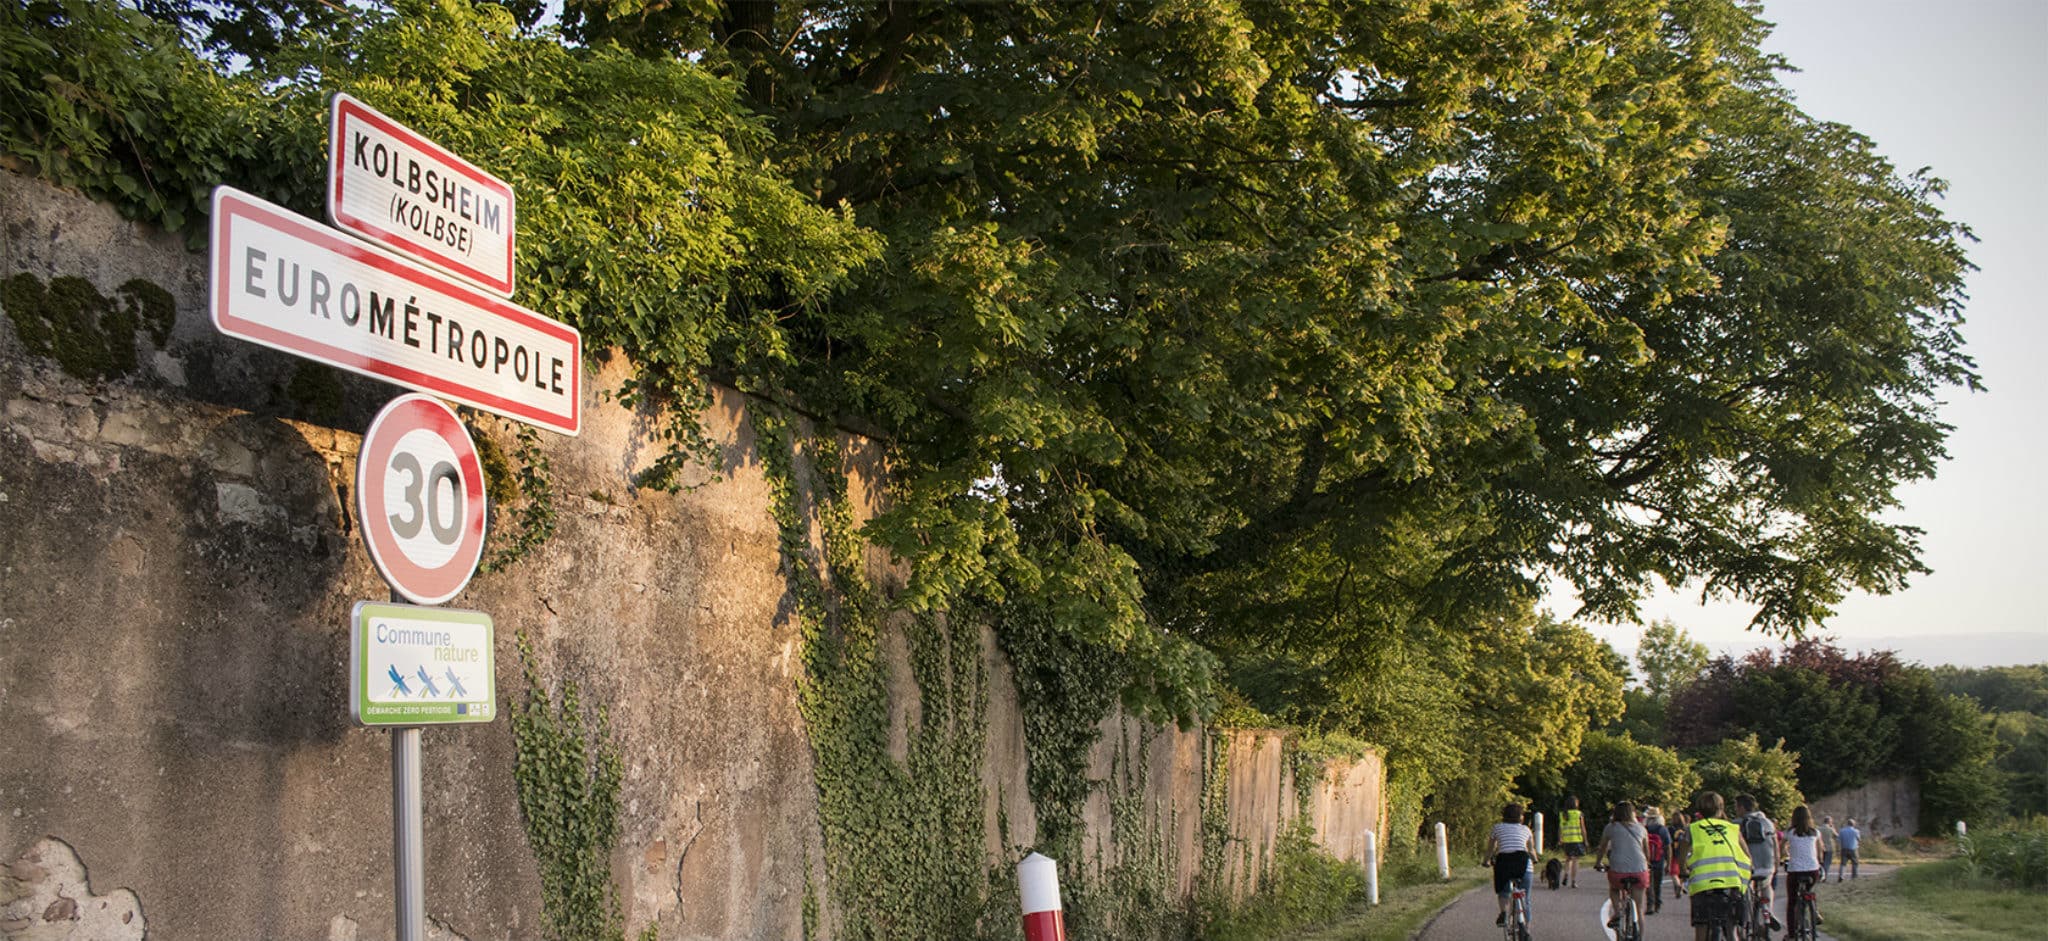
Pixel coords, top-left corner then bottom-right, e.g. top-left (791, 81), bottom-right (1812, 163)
top-left (1689, 885), bottom-right (1744, 941)
top-left (1746, 875), bottom-right (1775, 941)
top-left (1614, 892), bottom-right (1642, 941)
top-left (1784, 877), bottom-right (1819, 941)
top-left (1504, 872), bottom-right (1533, 941)
top-left (1602, 869), bottom-right (1646, 941)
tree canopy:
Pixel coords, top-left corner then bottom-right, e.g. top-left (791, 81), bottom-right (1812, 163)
top-left (4, 0), bottom-right (1981, 840)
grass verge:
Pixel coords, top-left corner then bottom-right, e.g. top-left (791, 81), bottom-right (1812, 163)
top-left (1289, 871), bottom-right (1487, 941)
top-left (1821, 859), bottom-right (2048, 941)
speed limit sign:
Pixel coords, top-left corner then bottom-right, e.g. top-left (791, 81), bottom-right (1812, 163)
top-left (357, 394), bottom-right (488, 605)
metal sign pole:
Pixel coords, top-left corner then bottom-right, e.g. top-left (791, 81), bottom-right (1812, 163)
top-left (390, 585), bottom-right (425, 941)
top-left (393, 726), bottom-right (425, 941)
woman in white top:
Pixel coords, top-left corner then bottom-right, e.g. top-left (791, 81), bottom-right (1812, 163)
top-left (1781, 805), bottom-right (1825, 927)
top-left (1484, 803), bottom-right (1536, 927)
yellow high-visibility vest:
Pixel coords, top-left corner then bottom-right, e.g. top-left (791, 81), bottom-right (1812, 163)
top-left (1686, 818), bottom-right (1753, 894)
top-left (1561, 809), bottom-right (1586, 843)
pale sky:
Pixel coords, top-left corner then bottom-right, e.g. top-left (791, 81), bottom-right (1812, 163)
top-left (1562, 0), bottom-right (2048, 666)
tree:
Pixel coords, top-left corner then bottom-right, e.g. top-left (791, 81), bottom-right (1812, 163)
top-left (1935, 664), bottom-right (2048, 716)
top-left (1614, 619), bottom-right (1709, 743)
top-left (490, 0), bottom-right (1975, 727)
top-left (1728, 657), bottom-right (1890, 796)
top-left (1691, 734), bottom-right (1803, 821)
top-left (1561, 732), bottom-right (1701, 823)
top-left (1239, 606), bottom-right (1626, 850)
top-left (1636, 620), bottom-right (1711, 702)
top-left (68, 0), bottom-right (1978, 731)
top-left (1990, 711), bottom-right (2048, 818)
top-left (1663, 642), bottom-right (2003, 831)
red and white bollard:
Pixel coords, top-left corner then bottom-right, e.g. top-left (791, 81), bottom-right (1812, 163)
top-left (1018, 852), bottom-right (1066, 941)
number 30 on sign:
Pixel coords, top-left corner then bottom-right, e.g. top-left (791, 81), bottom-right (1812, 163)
top-left (358, 394), bottom-right (488, 605)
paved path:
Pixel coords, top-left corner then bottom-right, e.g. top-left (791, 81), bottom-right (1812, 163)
top-left (1413, 865), bottom-right (1890, 941)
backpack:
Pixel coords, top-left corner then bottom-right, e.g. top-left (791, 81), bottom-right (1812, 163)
top-left (1741, 814), bottom-right (1770, 846)
top-left (1646, 830), bottom-right (1667, 863)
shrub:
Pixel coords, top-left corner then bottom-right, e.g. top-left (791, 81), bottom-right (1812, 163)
top-left (1201, 822), bottom-right (1365, 941)
top-left (1960, 818), bottom-right (2048, 890)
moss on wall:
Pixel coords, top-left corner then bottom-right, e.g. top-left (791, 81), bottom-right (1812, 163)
top-left (0, 273), bottom-right (172, 380)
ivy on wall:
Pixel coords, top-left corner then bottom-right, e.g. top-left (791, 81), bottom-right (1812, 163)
top-left (509, 630), bottom-right (629, 941)
top-left (753, 406), bottom-right (1005, 941)
top-left (479, 422), bottom-right (556, 573)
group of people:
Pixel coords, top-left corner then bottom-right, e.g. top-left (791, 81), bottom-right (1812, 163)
top-left (1483, 792), bottom-right (1869, 937)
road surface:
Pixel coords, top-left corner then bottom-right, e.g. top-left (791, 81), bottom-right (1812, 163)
top-left (1414, 865), bottom-right (1889, 941)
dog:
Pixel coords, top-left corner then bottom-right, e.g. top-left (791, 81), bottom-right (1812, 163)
top-left (1542, 857), bottom-right (1565, 890)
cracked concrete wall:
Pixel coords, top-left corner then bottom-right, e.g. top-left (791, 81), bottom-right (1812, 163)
top-left (0, 169), bottom-right (1385, 938)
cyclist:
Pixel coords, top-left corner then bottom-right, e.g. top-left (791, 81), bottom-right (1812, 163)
top-left (1676, 791), bottom-right (1751, 941)
top-left (1559, 795), bottom-right (1589, 887)
top-left (1485, 803), bottom-right (1537, 927)
top-left (1595, 800), bottom-right (1650, 930)
top-left (1642, 806), bottom-right (1672, 914)
top-left (1734, 794), bottom-right (1784, 932)
top-left (1781, 805), bottom-right (1825, 930)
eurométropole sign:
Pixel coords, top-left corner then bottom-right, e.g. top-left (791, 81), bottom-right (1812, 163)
top-left (209, 185), bottom-right (581, 435)
top-left (329, 93), bottom-right (517, 297)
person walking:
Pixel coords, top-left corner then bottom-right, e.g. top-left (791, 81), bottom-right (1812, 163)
top-left (1782, 806), bottom-right (1826, 928)
top-left (1485, 803), bottom-right (1538, 927)
top-left (1676, 792), bottom-right (1752, 941)
top-left (1667, 810), bottom-right (1689, 898)
top-left (1819, 815), bottom-right (1840, 877)
top-left (1560, 795), bottom-right (1589, 887)
top-left (1596, 800), bottom-right (1651, 929)
top-left (1837, 818), bottom-right (1862, 881)
top-left (1643, 807), bottom-right (1673, 914)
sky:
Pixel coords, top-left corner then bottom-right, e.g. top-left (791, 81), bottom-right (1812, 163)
top-left (1557, 0), bottom-right (2048, 667)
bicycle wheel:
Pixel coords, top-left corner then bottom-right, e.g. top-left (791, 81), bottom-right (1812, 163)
top-left (1622, 898), bottom-right (1641, 941)
top-left (1796, 898), bottom-right (1816, 941)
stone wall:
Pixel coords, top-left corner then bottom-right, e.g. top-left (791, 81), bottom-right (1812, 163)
top-left (0, 169), bottom-right (1385, 939)
top-left (1808, 777), bottom-right (1919, 841)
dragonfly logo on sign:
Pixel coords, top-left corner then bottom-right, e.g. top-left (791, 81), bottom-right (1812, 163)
top-left (351, 602), bottom-right (496, 726)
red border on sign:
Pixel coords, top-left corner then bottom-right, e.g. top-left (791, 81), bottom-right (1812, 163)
top-left (357, 395), bottom-right (488, 605)
top-left (328, 93), bottom-right (517, 296)
top-left (211, 186), bottom-right (581, 435)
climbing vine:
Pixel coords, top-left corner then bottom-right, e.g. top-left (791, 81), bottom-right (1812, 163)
top-left (753, 406), bottom-right (1002, 941)
top-left (1081, 727), bottom-right (1191, 941)
top-left (480, 423), bottom-right (556, 572)
top-left (509, 630), bottom-right (629, 941)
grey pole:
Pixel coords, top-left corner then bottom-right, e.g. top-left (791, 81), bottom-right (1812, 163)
top-left (393, 726), bottom-right (425, 941)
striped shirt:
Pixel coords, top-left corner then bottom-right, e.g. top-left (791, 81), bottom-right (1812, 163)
top-left (1491, 823), bottom-right (1534, 853)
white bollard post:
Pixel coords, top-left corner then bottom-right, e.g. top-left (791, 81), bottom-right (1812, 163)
top-left (1364, 829), bottom-right (1381, 906)
top-left (1533, 811), bottom-right (1545, 857)
top-left (1018, 852), bottom-right (1066, 941)
top-left (1957, 820), bottom-right (1968, 838)
top-left (1435, 822), bottom-right (1451, 881)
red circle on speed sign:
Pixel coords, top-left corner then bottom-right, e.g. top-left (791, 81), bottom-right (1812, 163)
top-left (357, 394), bottom-right (488, 605)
